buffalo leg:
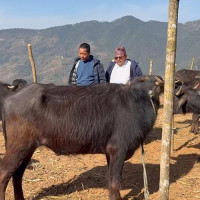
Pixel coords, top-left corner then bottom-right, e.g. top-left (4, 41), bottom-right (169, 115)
top-left (0, 147), bottom-right (34, 200)
top-left (106, 154), bottom-right (110, 168)
top-left (13, 149), bottom-right (35, 200)
top-left (190, 113), bottom-right (196, 133)
top-left (190, 113), bottom-right (199, 134)
top-left (0, 153), bottom-right (23, 200)
top-left (193, 114), bottom-right (199, 134)
top-left (0, 157), bottom-right (11, 200)
top-left (190, 123), bottom-right (195, 133)
top-left (107, 149), bottom-right (125, 200)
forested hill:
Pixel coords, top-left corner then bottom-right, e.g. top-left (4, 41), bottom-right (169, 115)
top-left (0, 15), bottom-right (200, 85)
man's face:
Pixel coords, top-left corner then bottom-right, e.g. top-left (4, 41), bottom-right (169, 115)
top-left (114, 55), bottom-right (127, 66)
top-left (79, 48), bottom-right (90, 61)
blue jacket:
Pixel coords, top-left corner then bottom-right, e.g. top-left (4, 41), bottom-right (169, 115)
top-left (68, 56), bottom-right (106, 85)
top-left (106, 59), bottom-right (143, 82)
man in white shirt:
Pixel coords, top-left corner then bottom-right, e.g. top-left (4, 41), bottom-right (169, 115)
top-left (106, 46), bottom-right (143, 84)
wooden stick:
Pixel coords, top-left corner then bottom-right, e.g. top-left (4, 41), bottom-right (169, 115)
top-left (190, 58), bottom-right (194, 70)
top-left (149, 59), bottom-right (153, 75)
top-left (27, 44), bottom-right (37, 83)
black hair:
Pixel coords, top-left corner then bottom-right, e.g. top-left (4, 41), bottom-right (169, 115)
top-left (79, 43), bottom-right (90, 53)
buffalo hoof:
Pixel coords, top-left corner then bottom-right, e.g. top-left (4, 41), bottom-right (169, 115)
top-left (190, 129), bottom-right (199, 135)
top-left (190, 129), bottom-right (194, 133)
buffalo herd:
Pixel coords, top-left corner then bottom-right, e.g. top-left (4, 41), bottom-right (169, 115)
top-left (174, 69), bottom-right (200, 134)
top-left (0, 71), bottom-right (199, 200)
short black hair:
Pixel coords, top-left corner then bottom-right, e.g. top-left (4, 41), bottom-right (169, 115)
top-left (79, 43), bottom-right (90, 53)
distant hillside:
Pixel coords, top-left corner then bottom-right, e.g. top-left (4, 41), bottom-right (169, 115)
top-left (0, 15), bottom-right (200, 85)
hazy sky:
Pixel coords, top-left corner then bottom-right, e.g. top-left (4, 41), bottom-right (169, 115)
top-left (0, 0), bottom-right (199, 30)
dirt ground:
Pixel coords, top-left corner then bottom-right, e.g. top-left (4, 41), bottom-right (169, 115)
top-left (0, 96), bottom-right (199, 200)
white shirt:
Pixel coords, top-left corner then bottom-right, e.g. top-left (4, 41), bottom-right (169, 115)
top-left (110, 60), bottom-right (131, 84)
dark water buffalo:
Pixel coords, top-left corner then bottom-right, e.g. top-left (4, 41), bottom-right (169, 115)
top-left (130, 75), bottom-right (164, 98)
top-left (131, 75), bottom-right (163, 88)
top-left (173, 80), bottom-right (199, 114)
top-left (174, 69), bottom-right (200, 133)
top-left (174, 69), bottom-right (200, 102)
top-left (0, 79), bottom-right (27, 121)
top-left (175, 80), bottom-right (200, 134)
top-left (175, 69), bottom-right (200, 82)
top-left (174, 69), bottom-right (200, 100)
top-left (0, 77), bottom-right (164, 200)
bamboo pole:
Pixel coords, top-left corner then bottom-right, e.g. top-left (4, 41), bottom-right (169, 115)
top-left (149, 59), bottom-right (153, 75)
top-left (27, 44), bottom-right (37, 83)
top-left (190, 57), bottom-right (194, 70)
top-left (159, 1), bottom-right (179, 200)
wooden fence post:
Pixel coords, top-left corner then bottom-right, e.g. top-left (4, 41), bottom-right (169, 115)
top-left (190, 58), bottom-right (194, 70)
top-left (149, 59), bottom-right (153, 75)
top-left (159, 0), bottom-right (179, 199)
top-left (27, 44), bottom-right (37, 83)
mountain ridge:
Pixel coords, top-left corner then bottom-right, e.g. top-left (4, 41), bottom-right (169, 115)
top-left (0, 15), bottom-right (200, 84)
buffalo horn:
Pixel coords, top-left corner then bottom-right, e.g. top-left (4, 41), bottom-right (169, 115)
top-left (175, 78), bottom-right (180, 83)
top-left (175, 84), bottom-right (183, 96)
top-left (193, 83), bottom-right (200, 89)
top-left (7, 85), bottom-right (15, 89)
top-left (155, 76), bottom-right (163, 85)
top-left (178, 96), bottom-right (187, 110)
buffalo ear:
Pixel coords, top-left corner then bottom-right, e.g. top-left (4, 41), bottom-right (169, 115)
top-left (136, 76), bottom-right (149, 82)
top-left (18, 83), bottom-right (24, 88)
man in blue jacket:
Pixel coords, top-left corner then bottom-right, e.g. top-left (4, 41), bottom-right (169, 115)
top-left (68, 43), bottom-right (106, 85)
top-left (106, 46), bottom-right (143, 84)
